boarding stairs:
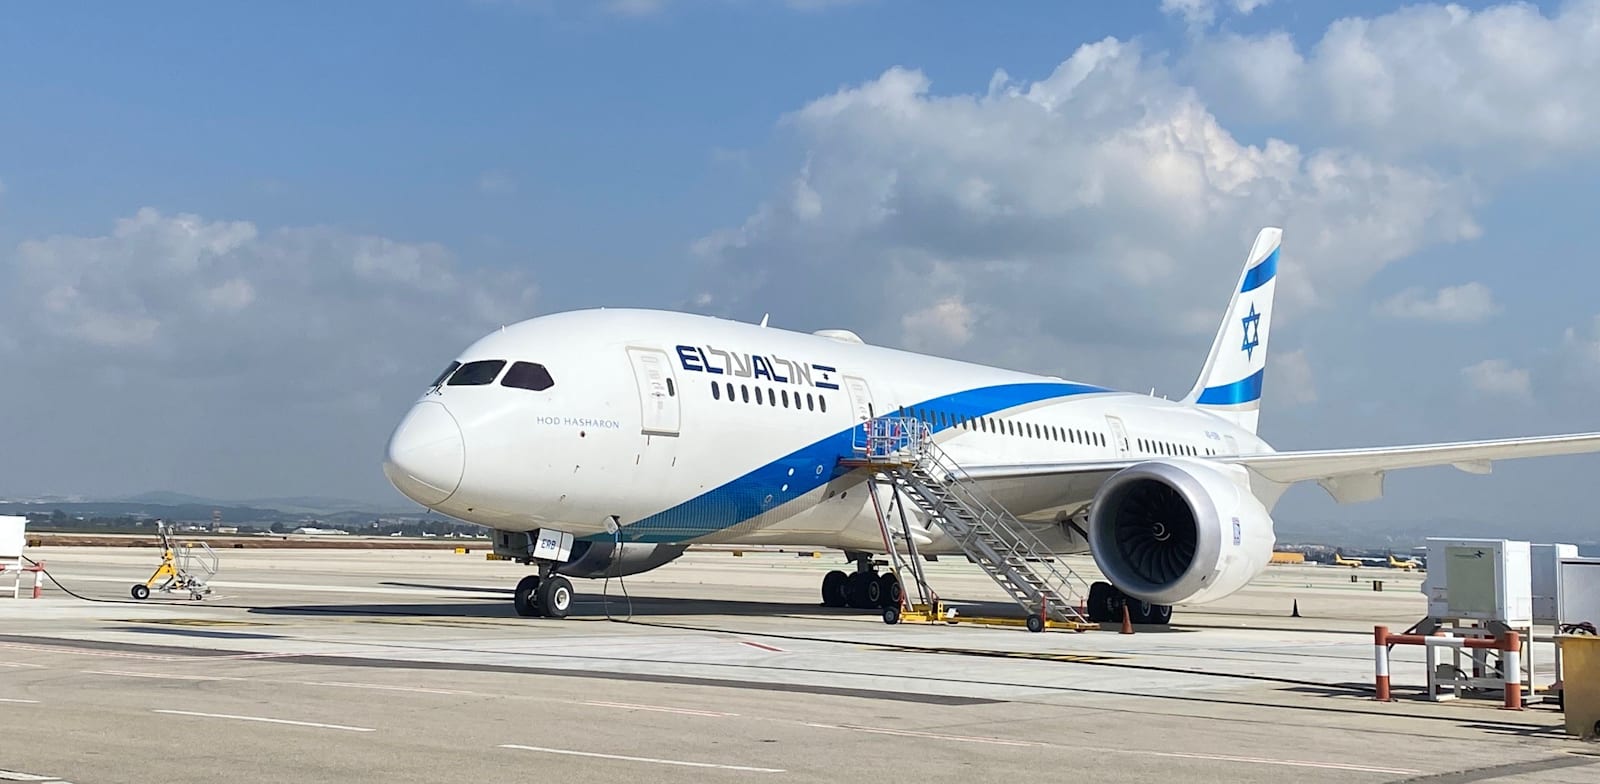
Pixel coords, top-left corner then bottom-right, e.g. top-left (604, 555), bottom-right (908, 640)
top-left (847, 416), bottom-right (1095, 630)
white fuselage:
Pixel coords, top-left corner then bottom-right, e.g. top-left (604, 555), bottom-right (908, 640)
top-left (382, 308), bottom-right (1272, 554)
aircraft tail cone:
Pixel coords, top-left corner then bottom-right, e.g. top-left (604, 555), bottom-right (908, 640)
top-left (1120, 603), bottom-right (1134, 635)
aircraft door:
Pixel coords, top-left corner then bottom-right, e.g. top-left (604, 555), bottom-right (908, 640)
top-left (625, 347), bottom-right (680, 437)
top-left (1104, 415), bottom-right (1130, 457)
top-left (842, 375), bottom-right (876, 423)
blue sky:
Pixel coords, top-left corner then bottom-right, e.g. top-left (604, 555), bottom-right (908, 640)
top-left (3, 0), bottom-right (1599, 540)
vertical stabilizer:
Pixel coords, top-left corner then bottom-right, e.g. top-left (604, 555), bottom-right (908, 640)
top-left (1181, 227), bottom-right (1281, 435)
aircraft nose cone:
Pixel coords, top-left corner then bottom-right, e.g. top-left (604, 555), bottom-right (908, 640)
top-left (383, 401), bottom-right (464, 507)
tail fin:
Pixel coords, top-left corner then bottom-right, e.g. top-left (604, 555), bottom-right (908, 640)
top-left (1181, 227), bottom-right (1281, 435)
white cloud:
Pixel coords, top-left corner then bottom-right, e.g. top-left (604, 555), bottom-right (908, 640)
top-left (0, 207), bottom-right (539, 500)
top-left (1463, 359), bottom-right (1532, 400)
top-left (901, 296), bottom-right (977, 351)
top-left (477, 170), bottom-right (516, 195)
top-left (691, 37), bottom-right (1479, 391)
top-left (1377, 282), bottom-right (1500, 323)
top-left (1189, 1), bottom-right (1600, 159)
top-left (1272, 348), bottom-right (1317, 405)
top-left (1161, 0), bottom-right (1274, 27)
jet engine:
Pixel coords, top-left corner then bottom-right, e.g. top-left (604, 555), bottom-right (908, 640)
top-left (557, 540), bottom-right (688, 579)
top-left (1086, 459), bottom-right (1275, 607)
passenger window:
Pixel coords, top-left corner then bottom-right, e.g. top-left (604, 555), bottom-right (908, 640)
top-left (741, 385), bottom-right (750, 403)
top-left (782, 389), bottom-right (790, 408)
top-left (447, 359), bottom-right (506, 386)
top-left (431, 361), bottom-right (461, 388)
top-left (819, 396), bottom-right (827, 413)
top-left (726, 382), bottom-right (734, 401)
top-left (501, 361), bottom-right (555, 391)
top-left (666, 378), bottom-right (676, 397)
top-left (806, 393), bottom-right (814, 411)
top-left (712, 383), bottom-right (721, 400)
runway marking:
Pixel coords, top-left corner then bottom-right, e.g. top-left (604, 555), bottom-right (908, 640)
top-left (807, 723), bottom-right (1418, 774)
top-left (580, 700), bottom-right (739, 718)
top-left (0, 641), bottom-right (179, 661)
top-left (307, 681), bottom-right (479, 696)
top-left (82, 670), bottom-right (249, 682)
top-left (498, 744), bottom-right (783, 773)
top-left (740, 640), bottom-right (784, 652)
top-left (0, 662), bottom-right (43, 668)
top-left (0, 698), bottom-right (41, 704)
top-left (151, 709), bottom-right (376, 732)
top-left (805, 723), bottom-right (1041, 747)
top-left (0, 769), bottom-right (63, 781)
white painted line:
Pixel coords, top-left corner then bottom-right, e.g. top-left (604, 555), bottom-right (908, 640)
top-left (0, 662), bottom-right (44, 668)
top-left (0, 642), bottom-right (177, 662)
top-left (0, 698), bottom-right (41, 704)
top-left (581, 700), bottom-right (738, 718)
top-left (83, 670), bottom-right (248, 682)
top-left (806, 723), bottom-right (1040, 747)
top-left (151, 709), bottom-right (375, 732)
top-left (499, 744), bottom-right (783, 773)
top-left (307, 681), bottom-right (478, 696)
top-left (804, 723), bottom-right (1417, 774)
top-left (0, 770), bottom-right (58, 781)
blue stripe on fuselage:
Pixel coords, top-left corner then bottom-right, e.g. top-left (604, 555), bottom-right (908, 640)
top-left (613, 381), bottom-right (1114, 543)
top-left (1238, 248), bottom-right (1278, 294)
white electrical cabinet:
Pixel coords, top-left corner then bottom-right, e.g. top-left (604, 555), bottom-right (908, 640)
top-left (1421, 538), bottom-right (1533, 624)
top-left (1557, 557), bottom-right (1600, 628)
top-left (1533, 544), bottom-right (1580, 623)
top-left (0, 516), bottom-right (25, 559)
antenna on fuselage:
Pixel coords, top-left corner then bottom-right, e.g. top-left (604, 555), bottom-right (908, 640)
top-left (759, 313), bottom-right (770, 327)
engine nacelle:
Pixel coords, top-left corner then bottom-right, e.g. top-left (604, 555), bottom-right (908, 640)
top-left (556, 540), bottom-right (688, 579)
top-left (1086, 459), bottom-right (1275, 606)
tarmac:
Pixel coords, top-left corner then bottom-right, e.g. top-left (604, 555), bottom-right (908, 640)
top-left (1, 545), bottom-right (1596, 783)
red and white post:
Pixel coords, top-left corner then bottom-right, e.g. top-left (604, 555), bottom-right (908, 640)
top-left (1501, 631), bottom-right (1523, 711)
top-left (1374, 625), bottom-right (1392, 702)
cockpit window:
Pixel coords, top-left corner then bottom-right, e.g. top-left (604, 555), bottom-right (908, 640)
top-left (430, 361), bottom-right (461, 388)
top-left (446, 359), bottom-right (507, 386)
top-left (502, 361), bottom-right (555, 392)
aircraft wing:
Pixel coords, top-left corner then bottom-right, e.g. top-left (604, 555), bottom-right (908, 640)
top-left (957, 431), bottom-right (1600, 508)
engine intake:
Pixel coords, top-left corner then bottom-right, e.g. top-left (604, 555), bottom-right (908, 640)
top-left (1087, 460), bottom-right (1274, 606)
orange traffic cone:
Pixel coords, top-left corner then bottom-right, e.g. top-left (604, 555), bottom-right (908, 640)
top-left (1120, 603), bottom-right (1134, 635)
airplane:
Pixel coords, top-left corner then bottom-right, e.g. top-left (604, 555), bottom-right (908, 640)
top-left (381, 226), bottom-right (1600, 625)
top-left (1386, 553), bottom-right (1422, 570)
top-left (1331, 552), bottom-right (1365, 568)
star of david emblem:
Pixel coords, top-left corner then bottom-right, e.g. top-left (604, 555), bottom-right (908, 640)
top-left (1240, 303), bottom-right (1261, 361)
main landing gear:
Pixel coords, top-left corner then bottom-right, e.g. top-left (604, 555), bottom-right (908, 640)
top-left (1086, 581), bottom-right (1173, 625)
top-left (820, 552), bottom-right (904, 610)
top-left (512, 565), bottom-right (574, 619)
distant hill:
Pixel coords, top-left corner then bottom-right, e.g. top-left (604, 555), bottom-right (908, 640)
top-left (116, 491), bottom-right (416, 517)
top-left (1276, 516), bottom-right (1600, 551)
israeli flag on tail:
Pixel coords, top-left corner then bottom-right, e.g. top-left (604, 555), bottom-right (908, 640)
top-left (1181, 227), bottom-right (1281, 435)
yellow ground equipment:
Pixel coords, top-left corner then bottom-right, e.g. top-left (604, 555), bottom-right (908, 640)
top-left (130, 520), bottom-right (218, 600)
top-left (1560, 633), bottom-right (1600, 739)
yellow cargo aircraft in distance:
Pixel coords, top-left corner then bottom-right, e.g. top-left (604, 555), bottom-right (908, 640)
top-left (1387, 553), bottom-right (1421, 570)
top-left (1332, 552), bottom-right (1364, 568)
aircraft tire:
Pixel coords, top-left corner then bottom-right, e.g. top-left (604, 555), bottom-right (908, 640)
top-left (513, 575), bottom-right (542, 617)
top-left (1087, 581), bottom-right (1121, 622)
top-left (538, 576), bottom-right (573, 619)
top-left (875, 573), bottom-right (902, 609)
top-left (845, 572), bottom-right (876, 609)
top-left (821, 570), bottom-right (849, 607)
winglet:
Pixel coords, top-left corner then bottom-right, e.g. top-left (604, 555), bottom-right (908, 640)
top-left (1182, 227), bottom-right (1281, 434)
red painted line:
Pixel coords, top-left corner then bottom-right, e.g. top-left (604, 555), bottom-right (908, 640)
top-left (739, 640), bottom-right (784, 652)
